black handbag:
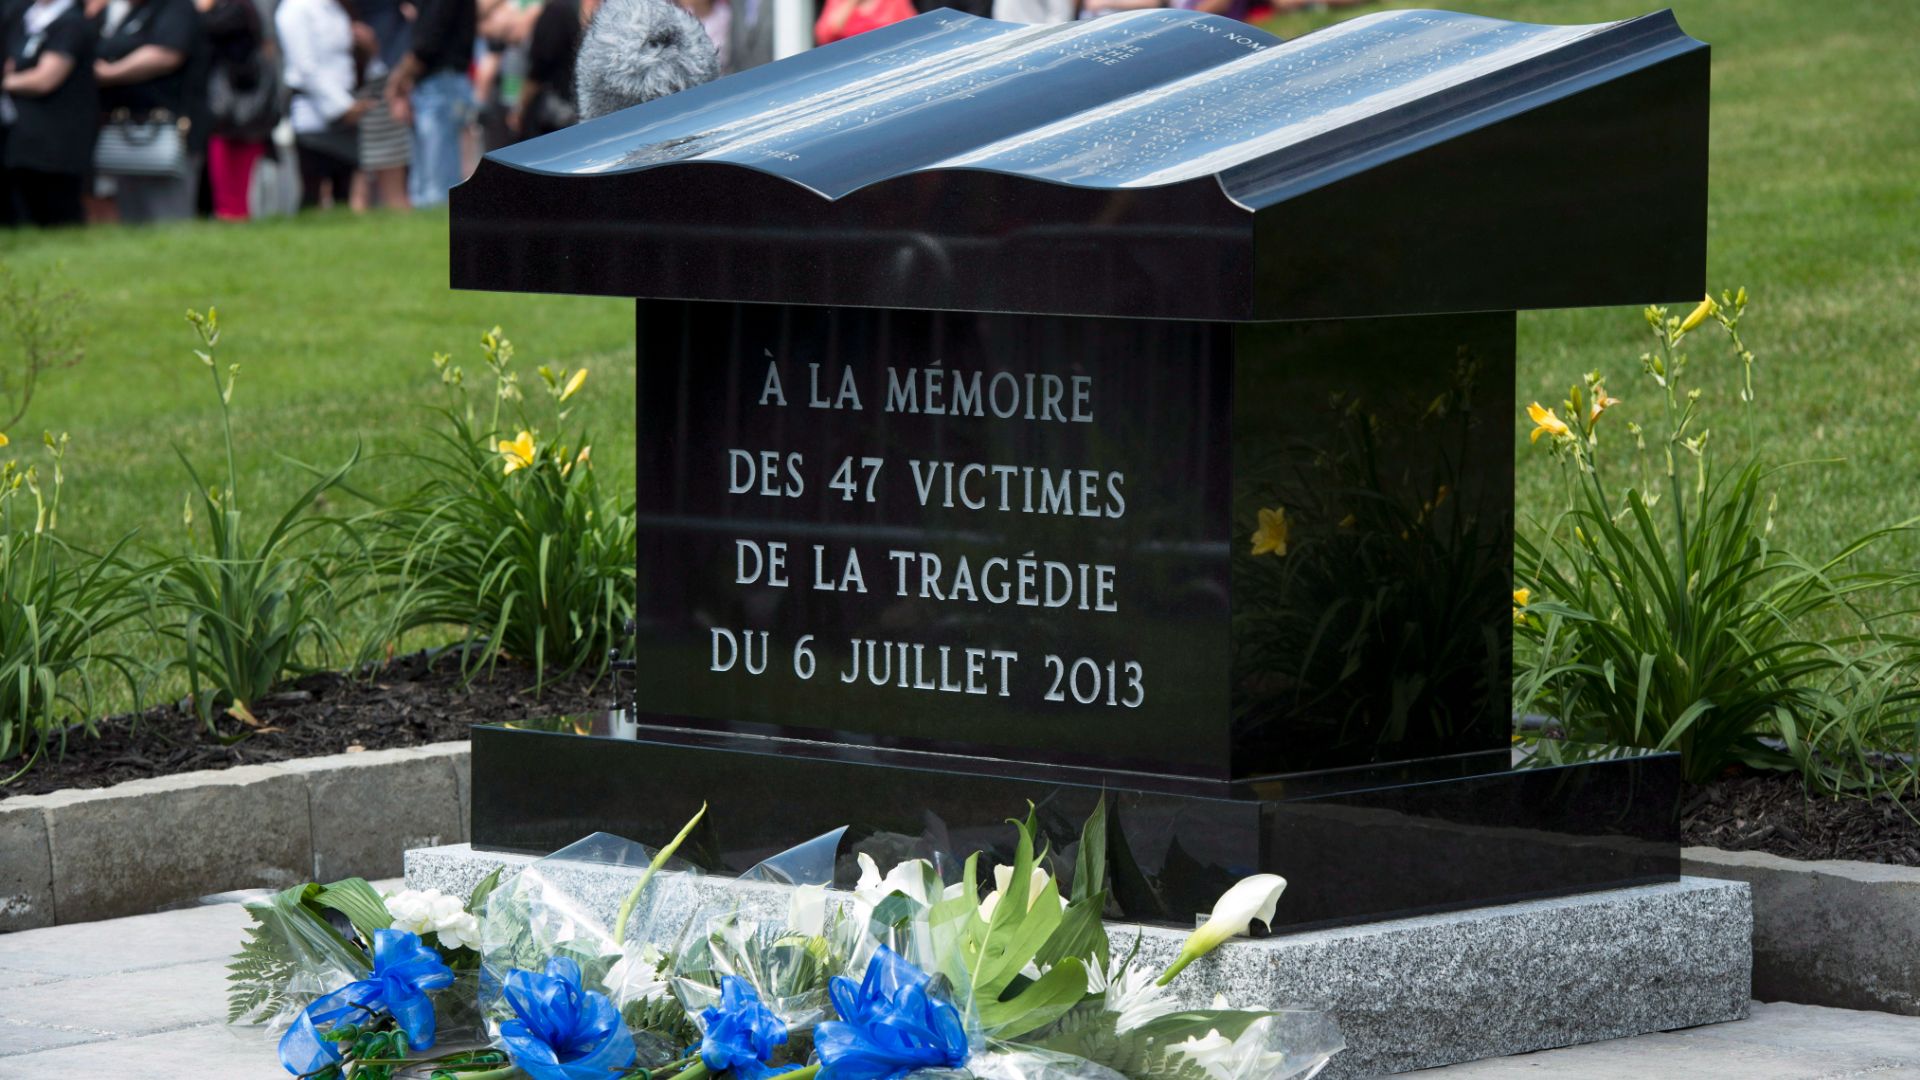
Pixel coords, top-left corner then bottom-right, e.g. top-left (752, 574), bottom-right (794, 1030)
top-left (93, 108), bottom-right (190, 179)
top-left (210, 56), bottom-right (287, 142)
top-left (294, 117), bottom-right (360, 167)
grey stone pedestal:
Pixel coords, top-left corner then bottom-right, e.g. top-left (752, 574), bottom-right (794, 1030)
top-left (408, 844), bottom-right (1751, 1078)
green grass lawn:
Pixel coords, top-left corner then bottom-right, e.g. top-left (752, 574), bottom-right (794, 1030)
top-left (0, 210), bottom-right (634, 551)
top-left (1261, 0), bottom-right (1920, 611)
top-left (0, 0), bottom-right (1913, 710)
top-left (0, 210), bottom-right (635, 706)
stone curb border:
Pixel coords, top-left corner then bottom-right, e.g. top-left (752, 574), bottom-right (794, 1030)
top-left (1685, 845), bottom-right (1920, 1017)
top-left (0, 742), bottom-right (471, 930)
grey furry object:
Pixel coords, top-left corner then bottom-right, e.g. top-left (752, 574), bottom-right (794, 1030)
top-left (575, 0), bottom-right (722, 121)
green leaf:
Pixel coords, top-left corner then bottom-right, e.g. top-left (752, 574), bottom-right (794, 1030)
top-left (979, 956), bottom-right (1089, 1040)
top-left (1072, 795), bottom-right (1107, 906)
top-left (1028, 1003), bottom-right (1213, 1080)
top-left (314, 877), bottom-right (394, 940)
top-left (467, 866), bottom-right (506, 913)
top-left (227, 882), bottom-right (369, 1022)
top-left (867, 892), bottom-right (922, 933)
top-left (973, 875), bottom-right (1063, 999)
top-left (966, 816), bottom-right (1063, 999)
top-left (1035, 891), bottom-right (1109, 971)
top-left (1134, 1008), bottom-right (1276, 1044)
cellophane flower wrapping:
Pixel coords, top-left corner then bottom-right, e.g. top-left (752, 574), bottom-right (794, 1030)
top-left (475, 826), bottom-right (850, 1072)
top-left (472, 816), bottom-right (1343, 1080)
top-left (476, 831), bottom-right (708, 1067)
top-left (665, 827), bottom-right (850, 1072)
top-left (227, 882), bottom-right (487, 1056)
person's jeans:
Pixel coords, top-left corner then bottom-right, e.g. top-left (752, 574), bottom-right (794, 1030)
top-left (408, 69), bottom-right (472, 207)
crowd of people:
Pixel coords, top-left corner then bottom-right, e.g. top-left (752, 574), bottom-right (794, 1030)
top-left (0, 0), bottom-right (1338, 230)
top-left (0, 0), bottom-right (556, 228)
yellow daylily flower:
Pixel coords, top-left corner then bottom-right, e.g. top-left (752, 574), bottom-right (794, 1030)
top-left (1679, 295), bottom-right (1717, 333)
top-left (560, 367), bottom-right (588, 402)
top-left (1513, 588), bottom-right (1531, 626)
top-left (498, 430), bottom-right (537, 475)
top-left (562, 444), bottom-right (591, 477)
top-left (1250, 506), bottom-right (1289, 557)
top-left (1527, 402), bottom-right (1570, 444)
top-left (0, 433), bottom-right (8, 448)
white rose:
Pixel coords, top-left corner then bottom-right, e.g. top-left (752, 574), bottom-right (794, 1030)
top-left (427, 892), bottom-right (466, 926)
top-left (435, 911), bottom-right (482, 952)
top-left (384, 889), bottom-right (439, 937)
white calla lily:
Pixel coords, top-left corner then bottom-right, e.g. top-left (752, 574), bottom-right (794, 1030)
top-left (978, 863), bottom-right (1068, 921)
top-left (1156, 874), bottom-right (1287, 985)
top-left (788, 882), bottom-right (828, 937)
top-left (854, 853), bottom-right (939, 908)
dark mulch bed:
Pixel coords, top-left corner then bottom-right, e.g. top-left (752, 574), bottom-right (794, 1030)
top-left (2, 650), bottom-right (621, 800)
top-left (13, 665), bottom-right (1920, 872)
top-left (1682, 771), bottom-right (1920, 867)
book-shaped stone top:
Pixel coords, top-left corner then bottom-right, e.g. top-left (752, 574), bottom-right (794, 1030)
top-left (452, 8), bottom-right (1708, 321)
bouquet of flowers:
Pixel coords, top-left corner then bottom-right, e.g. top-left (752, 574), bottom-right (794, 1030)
top-left (227, 868), bottom-right (504, 1078)
top-left (232, 800), bottom-right (1342, 1080)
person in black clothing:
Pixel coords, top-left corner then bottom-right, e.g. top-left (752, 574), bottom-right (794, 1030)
top-left (198, 0), bottom-right (277, 220)
top-left (383, 0), bottom-right (474, 207)
top-left (513, 0), bottom-right (593, 139)
top-left (3, 0), bottom-right (97, 226)
top-left (93, 0), bottom-right (210, 223)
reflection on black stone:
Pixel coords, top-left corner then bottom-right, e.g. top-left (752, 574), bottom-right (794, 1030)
top-left (1229, 314), bottom-right (1515, 773)
top-left (471, 723), bottom-right (1677, 930)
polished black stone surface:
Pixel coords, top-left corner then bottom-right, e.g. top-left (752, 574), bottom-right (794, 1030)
top-left (472, 719), bottom-right (1680, 930)
top-left (453, 6), bottom-right (1709, 927)
top-left (639, 301), bottom-right (1511, 779)
top-left (450, 9), bottom-right (1708, 320)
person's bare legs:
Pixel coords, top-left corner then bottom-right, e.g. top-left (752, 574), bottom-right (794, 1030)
top-left (351, 170), bottom-right (371, 212)
top-left (374, 166), bottom-right (410, 210)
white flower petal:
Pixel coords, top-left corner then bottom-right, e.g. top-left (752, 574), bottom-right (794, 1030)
top-left (788, 883), bottom-right (827, 938)
top-left (855, 853), bottom-right (882, 895)
top-left (1201, 874), bottom-right (1287, 940)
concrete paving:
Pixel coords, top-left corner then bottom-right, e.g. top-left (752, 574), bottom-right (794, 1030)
top-left (1409, 1003), bottom-right (1920, 1078)
top-left (0, 882), bottom-right (399, 1078)
top-left (2, 890), bottom-right (1918, 1079)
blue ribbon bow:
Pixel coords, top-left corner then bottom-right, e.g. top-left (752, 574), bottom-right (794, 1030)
top-left (815, 947), bottom-right (969, 1080)
top-left (499, 957), bottom-right (638, 1080)
top-left (698, 975), bottom-right (790, 1079)
top-left (278, 928), bottom-right (455, 1077)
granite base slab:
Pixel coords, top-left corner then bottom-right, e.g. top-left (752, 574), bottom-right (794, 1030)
top-left (408, 843), bottom-right (1751, 1078)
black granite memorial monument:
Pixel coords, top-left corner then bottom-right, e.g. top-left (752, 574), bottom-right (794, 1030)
top-left (450, 8), bottom-right (1709, 930)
